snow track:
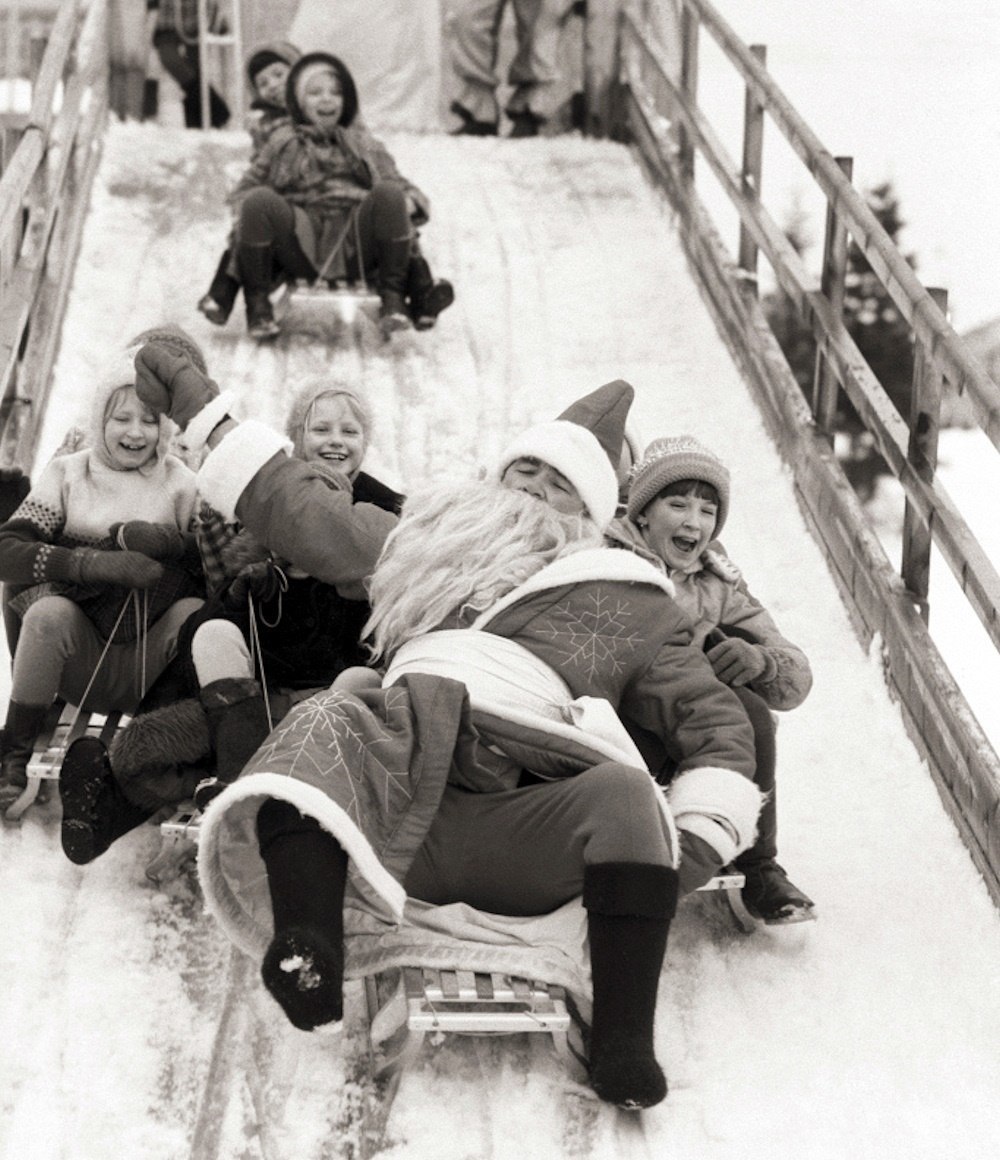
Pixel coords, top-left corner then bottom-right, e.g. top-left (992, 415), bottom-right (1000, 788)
top-left (2, 124), bottom-right (1000, 1159)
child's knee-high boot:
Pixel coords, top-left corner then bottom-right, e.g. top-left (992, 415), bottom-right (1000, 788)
top-left (376, 237), bottom-right (415, 337)
top-left (0, 701), bottom-right (51, 808)
top-left (257, 798), bottom-right (349, 1030)
top-left (583, 862), bottom-right (679, 1110)
top-left (405, 249), bottom-right (455, 331)
top-left (194, 678), bottom-right (271, 807)
top-left (59, 737), bottom-right (153, 865)
top-left (198, 249), bottom-right (240, 325)
top-left (237, 242), bottom-right (281, 340)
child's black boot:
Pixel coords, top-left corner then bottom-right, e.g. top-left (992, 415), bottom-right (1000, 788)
top-left (59, 736), bottom-right (152, 864)
top-left (0, 701), bottom-right (50, 810)
top-left (198, 249), bottom-right (240, 325)
top-left (739, 859), bottom-right (815, 925)
top-left (237, 243), bottom-right (281, 340)
top-left (193, 677), bottom-right (271, 808)
top-left (405, 252), bottom-right (454, 331)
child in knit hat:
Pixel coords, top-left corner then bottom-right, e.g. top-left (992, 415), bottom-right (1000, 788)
top-left (614, 434), bottom-right (816, 925)
top-left (0, 330), bottom-right (208, 812)
top-left (227, 51), bottom-right (453, 340)
top-left (197, 41), bottom-right (303, 328)
top-left (56, 377), bottom-right (403, 862)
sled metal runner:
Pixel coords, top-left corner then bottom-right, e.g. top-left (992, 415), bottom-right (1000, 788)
top-left (4, 703), bottom-right (126, 822)
top-left (366, 966), bottom-right (577, 1078)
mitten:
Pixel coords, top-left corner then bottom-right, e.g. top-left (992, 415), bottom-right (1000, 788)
top-left (111, 521), bottom-right (187, 560)
top-left (224, 559), bottom-right (281, 610)
top-left (133, 343), bottom-right (219, 431)
top-left (69, 548), bottom-right (164, 590)
top-left (706, 637), bottom-right (767, 687)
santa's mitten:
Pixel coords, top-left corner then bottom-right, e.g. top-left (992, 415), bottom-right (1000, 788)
top-left (133, 343), bottom-right (220, 431)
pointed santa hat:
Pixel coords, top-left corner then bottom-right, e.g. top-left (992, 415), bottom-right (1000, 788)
top-left (496, 379), bottom-right (634, 529)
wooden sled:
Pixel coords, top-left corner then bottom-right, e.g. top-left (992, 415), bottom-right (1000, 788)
top-left (144, 802), bottom-right (201, 884)
top-left (4, 702), bottom-right (127, 822)
top-left (276, 278), bottom-right (381, 328)
top-left (366, 967), bottom-right (578, 1079)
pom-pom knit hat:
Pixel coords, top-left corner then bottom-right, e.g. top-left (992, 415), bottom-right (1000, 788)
top-left (496, 380), bottom-right (635, 530)
top-left (627, 435), bottom-right (731, 533)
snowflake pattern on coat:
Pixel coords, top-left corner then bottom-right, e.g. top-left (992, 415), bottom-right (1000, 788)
top-left (534, 587), bottom-right (645, 681)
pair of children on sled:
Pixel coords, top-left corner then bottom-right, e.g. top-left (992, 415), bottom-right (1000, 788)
top-left (0, 334), bottom-right (814, 1111)
top-left (197, 43), bottom-right (454, 341)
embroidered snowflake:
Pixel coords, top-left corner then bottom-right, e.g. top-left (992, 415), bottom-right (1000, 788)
top-left (537, 589), bottom-right (644, 680)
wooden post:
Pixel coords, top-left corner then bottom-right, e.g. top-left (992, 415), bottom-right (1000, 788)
top-left (737, 44), bottom-right (766, 285)
top-left (583, 0), bottom-right (625, 138)
top-left (811, 156), bottom-right (853, 438)
top-left (108, 0), bottom-right (151, 120)
top-left (677, 0), bottom-right (699, 183)
top-left (901, 287), bottom-right (948, 621)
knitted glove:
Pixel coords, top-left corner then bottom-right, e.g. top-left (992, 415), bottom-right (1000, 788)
top-left (68, 548), bottom-right (164, 590)
top-left (133, 343), bottom-right (220, 431)
top-left (224, 559), bottom-right (281, 610)
top-left (706, 637), bottom-right (767, 687)
top-left (111, 521), bottom-right (187, 560)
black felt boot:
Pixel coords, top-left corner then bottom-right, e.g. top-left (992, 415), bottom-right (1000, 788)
top-left (198, 249), bottom-right (240, 325)
top-left (376, 238), bottom-right (414, 338)
top-left (193, 678), bottom-right (271, 809)
top-left (59, 736), bottom-right (153, 865)
top-left (257, 798), bottom-right (349, 1030)
top-left (237, 243), bottom-right (280, 340)
top-left (405, 252), bottom-right (454, 331)
top-left (583, 862), bottom-right (679, 1110)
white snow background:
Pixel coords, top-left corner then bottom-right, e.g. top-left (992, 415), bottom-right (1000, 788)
top-left (2, 7), bottom-right (1000, 1157)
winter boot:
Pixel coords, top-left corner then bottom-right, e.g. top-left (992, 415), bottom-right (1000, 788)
top-left (507, 109), bottom-right (545, 138)
top-left (405, 253), bottom-right (455, 331)
top-left (0, 701), bottom-right (50, 810)
top-left (59, 736), bottom-right (153, 865)
top-left (739, 860), bottom-right (815, 925)
top-left (109, 697), bottom-right (213, 812)
top-left (583, 862), bottom-right (679, 1110)
top-left (256, 798), bottom-right (349, 1030)
top-left (193, 678), bottom-right (271, 808)
top-left (449, 101), bottom-right (498, 136)
top-left (237, 242), bottom-right (281, 340)
top-left (377, 238), bottom-right (414, 339)
top-left (197, 249), bottom-right (240, 326)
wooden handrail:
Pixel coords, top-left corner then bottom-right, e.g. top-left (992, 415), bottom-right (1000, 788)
top-left (674, 0), bottom-right (1000, 448)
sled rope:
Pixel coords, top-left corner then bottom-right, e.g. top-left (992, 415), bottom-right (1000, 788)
top-left (66, 592), bottom-right (134, 735)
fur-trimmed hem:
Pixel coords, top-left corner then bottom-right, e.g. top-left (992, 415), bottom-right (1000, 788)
top-left (667, 766), bottom-right (763, 865)
top-left (197, 422), bottom-right (293, 521)
top-left (197, 771), bottom-right (406, 959)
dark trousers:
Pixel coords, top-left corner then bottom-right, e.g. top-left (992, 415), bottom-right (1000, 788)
top-left (152, 29), bottom-right (229, 128)
top-left (237, 183), bottom-right (412, 289)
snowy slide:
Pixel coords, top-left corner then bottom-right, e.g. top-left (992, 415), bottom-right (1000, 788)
top-left (1, 123), bottom-right (999, 1159)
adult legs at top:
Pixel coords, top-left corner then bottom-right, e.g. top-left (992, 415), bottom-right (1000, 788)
top-left (152, 29), bottom-right (230, 128)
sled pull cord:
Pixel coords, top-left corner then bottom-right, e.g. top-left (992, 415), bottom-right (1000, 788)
top-left (66, 593), bottom-right (133, 735)
top-left (246, 592), bottom-right (275, 734)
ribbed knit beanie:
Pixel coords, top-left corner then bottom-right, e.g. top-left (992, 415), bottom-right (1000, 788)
top-left (496, 380), bottom-right (634, 530)
top-left (626, 435), bottom-right (731, 533)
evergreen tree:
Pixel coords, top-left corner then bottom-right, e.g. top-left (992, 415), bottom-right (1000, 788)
top-left (764, 181), bottom-right (917, 499)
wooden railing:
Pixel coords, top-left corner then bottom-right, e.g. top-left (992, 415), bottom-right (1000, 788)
top-left (613, 0), bottom-right (1000, 904)
top-left (0, 0), bottom-right (110, 473)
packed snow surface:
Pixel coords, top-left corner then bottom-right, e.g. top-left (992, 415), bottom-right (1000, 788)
top-left (1, 124), bottom-right (999, 1160)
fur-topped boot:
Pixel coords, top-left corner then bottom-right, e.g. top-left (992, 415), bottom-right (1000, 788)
top-left (583, 862), bottom-right (679, 1110)
top-left (109, 697), bottom-right (214, 812)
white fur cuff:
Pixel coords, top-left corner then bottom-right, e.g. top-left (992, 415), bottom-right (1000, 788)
top-left (196, 420), bottom-right (293, 521)
top-left (183, 391), bottom-right (237, 455)
top-left (667, 766), bottom-right (764, 865)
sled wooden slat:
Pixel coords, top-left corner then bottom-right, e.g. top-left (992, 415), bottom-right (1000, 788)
top-left (144, 805), bottom-right (201, 884)
top-left (695, 868), bottom-right (757, 932)
top-left (4, 704), bottom-right (126, 822)
top-left (367, 964), bottom-right (576, 1078)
